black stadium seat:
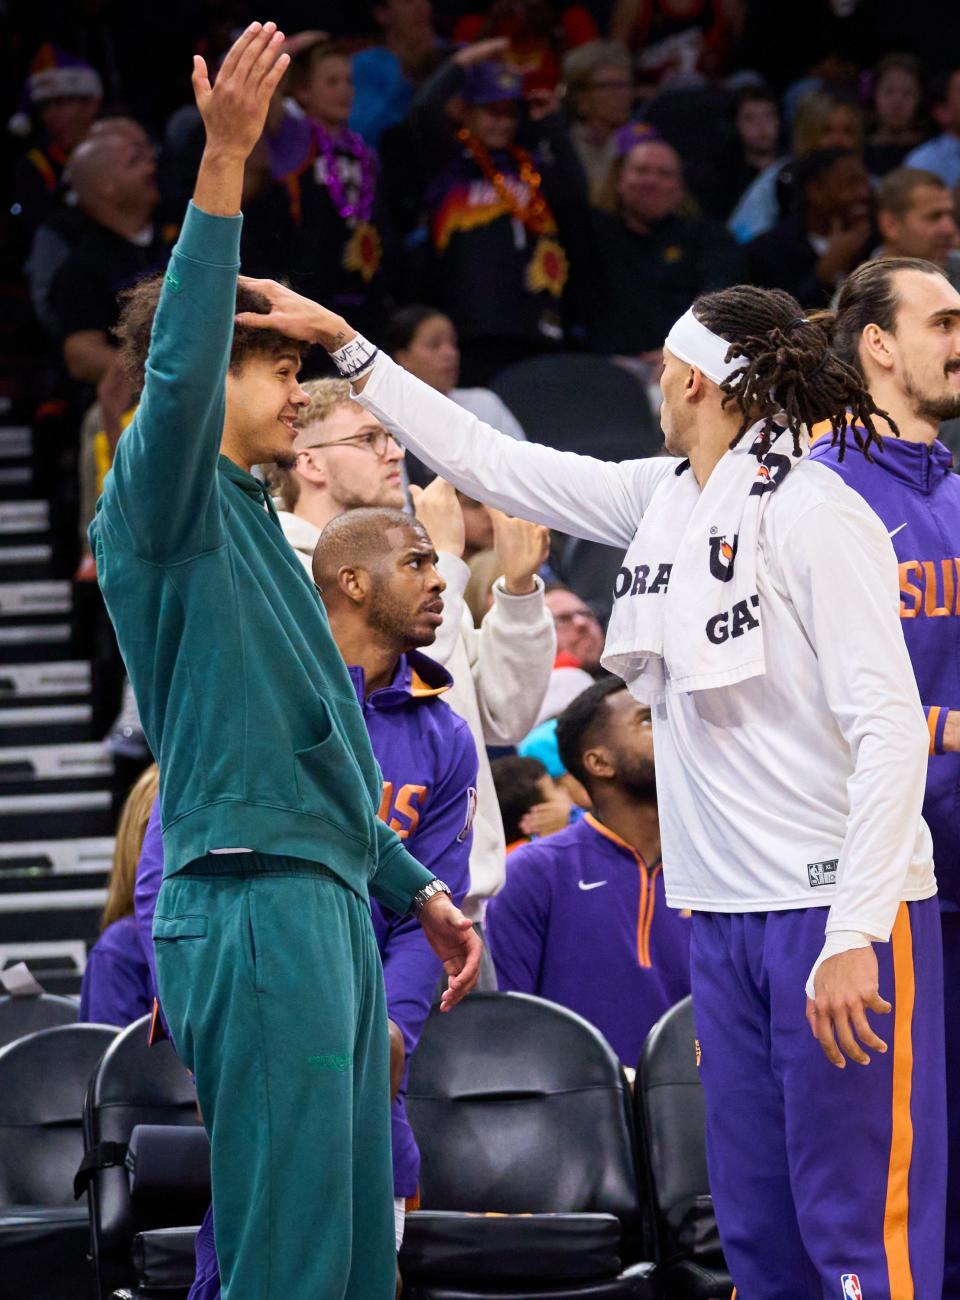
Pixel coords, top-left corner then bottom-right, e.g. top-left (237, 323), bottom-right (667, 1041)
top-left (0, 990), bottom-right (77, 1048)
top-left (400, 991), bottom-right (656, 1299)
top-left (80, 1015), bottom-right (203, 1300)
top-left (634, 998), bottom-right (732, 1299)
top-left (490, 354), bottom-right (663, 462)
top-left (0, 1022), bottom-right (118, 1300)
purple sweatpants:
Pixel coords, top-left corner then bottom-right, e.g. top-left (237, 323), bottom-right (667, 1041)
top-left (691, 900), bottom-right (945, 1300)
top-left (942, 909), bottom-right (960, 1299)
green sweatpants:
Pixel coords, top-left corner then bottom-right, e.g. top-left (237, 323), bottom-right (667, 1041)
top-left (153, 854), bottom-right (396, 1300)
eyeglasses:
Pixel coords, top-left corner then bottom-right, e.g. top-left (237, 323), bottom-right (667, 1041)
top-left (552, 607), bottom-right (600, 626)
top-left (301, 429), bottom-right (398, 458)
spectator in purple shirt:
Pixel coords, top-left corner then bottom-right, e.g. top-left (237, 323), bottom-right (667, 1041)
top-left (79, 764), bottom-right (158, 1027)
top-left (487, 678), bottom-right (690, 1064)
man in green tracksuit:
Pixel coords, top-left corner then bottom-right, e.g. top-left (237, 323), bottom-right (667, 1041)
top-left (88, 24), bottom-right (481, 1299)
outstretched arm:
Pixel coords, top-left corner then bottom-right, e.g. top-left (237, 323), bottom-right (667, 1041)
top-left (234, 281), bottom-right (676, 547)
top-left (98, 23), bottom-right (289, 563)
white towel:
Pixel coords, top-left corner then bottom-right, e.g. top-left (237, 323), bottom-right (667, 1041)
top-left (602, 422), bottom-right (807, 702)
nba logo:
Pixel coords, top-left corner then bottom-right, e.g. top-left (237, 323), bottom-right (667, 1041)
top-left (841, 1276), bottom-right (862, 1299)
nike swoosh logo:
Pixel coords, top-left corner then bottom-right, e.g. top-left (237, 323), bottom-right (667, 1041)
top-left (888, 523), bottom-right (908, 539)
top-left (578, 880), bottom-right (608, 891)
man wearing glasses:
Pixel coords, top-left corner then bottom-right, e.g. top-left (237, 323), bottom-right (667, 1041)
top-left (270, 378), bottom-right (407, 536)
top-left (544, 584), bottom-right (606, 674)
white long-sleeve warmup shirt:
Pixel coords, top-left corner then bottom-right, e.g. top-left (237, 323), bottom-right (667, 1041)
top-left (356, 355), bottom-right (935, 946)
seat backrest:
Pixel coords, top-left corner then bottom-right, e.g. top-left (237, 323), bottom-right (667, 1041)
top-left (407, 993), bottom-right (644, 1240)
top-left (0, 1022), bottom-right (117, 1205)
top-left (490, 354), bottom-right (662, 461)
top-left (0, 992), bottom-right (78, 1049)
top-left (635, 997), bottom-right (721, 1264)
top-left (83, 1015), bottom-right (200, 1299)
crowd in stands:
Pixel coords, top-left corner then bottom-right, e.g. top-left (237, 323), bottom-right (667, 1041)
top-left (5, 1), bottom-right (960, 1289)
top-left (5, 0), bottom-right (960, 1011)
top-left (6, 0), bottom-right (960, 1065)
top-left (7, 2), bottom-right (960, 422)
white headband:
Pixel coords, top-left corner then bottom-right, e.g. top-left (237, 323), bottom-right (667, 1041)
top-left (664, 308), bottom-right (740, 386)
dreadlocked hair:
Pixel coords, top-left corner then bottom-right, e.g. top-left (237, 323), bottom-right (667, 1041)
top-left (692, 285), bottom-right (894, 461)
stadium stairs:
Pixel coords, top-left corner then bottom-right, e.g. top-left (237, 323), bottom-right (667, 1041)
top-left (0, 412), bottom-right (117, 996)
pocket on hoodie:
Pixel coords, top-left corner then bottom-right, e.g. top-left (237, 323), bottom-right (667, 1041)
top-left (293, 697), bottom-right (373, 841)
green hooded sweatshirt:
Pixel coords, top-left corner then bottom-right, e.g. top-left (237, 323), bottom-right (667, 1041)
top-left (89, 202), bottom-right (434, 913)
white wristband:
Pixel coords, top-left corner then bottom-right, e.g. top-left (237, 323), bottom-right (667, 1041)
top-left (330, 334), bottom-right (379, 381)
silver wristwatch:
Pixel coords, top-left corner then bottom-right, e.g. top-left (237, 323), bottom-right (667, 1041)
top-left (412, 878), bottom-right (452, 916)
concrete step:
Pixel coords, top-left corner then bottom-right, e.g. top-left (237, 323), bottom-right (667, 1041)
top-left (0, 836), bottom-right (115, 877)
top-left (0, 501), bottom-right (48, 535)
top-left (0, 661), bottom-right (90, 700)
top-left (0, 581), bottom-right (71, 619)
top-left (0, 741), bottom-right (112, 783)
top-left (0, 702), bottom-right (93, 744)
top-left (0, 788), bottom-right (114, 840)
top-left (0, 427), bottom-right (32, 459)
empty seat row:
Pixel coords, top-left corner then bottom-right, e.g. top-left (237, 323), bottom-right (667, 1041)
top-left (0, 993), bottom-right (730, 1300)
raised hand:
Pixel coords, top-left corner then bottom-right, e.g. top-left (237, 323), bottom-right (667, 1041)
top-left (235, 275), bottom-right (355, 349)
top-left (489, 507), bottom-right (550, 596)
top-left (410, 478), bottom-right (466, 560)
top-left (192, 23), bottom-right (291, 218)
top-left (193, 21), bottom-right (290, 160)
top-left (452, 37), bottom-right (511, 68)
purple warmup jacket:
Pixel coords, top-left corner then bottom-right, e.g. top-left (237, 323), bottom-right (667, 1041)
top-left (134, 649), bottom-right (476, 1199)
top-left (810, 433), bottom-right (960, 905)
top-left (486, 811), bottom-right (686, 1066)
top-left (79, 914), bottom-right (154, 1028)
top-left (355, 650), bottom-right (476, 1197)
top-left (486, 814), bottom-right (691, 1065)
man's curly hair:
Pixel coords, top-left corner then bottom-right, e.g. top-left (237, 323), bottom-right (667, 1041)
top-left (113, 273), bottom-right (303, 397)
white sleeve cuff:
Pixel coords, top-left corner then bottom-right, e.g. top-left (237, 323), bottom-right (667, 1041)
top-left (805, 930), bottom-right (876, 999)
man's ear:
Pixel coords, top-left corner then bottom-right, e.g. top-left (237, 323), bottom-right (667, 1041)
top-left (685, 365), bottom-right (706, 401)
top-left (295, 450), bottom-right (327, 489)
top-left (582, 743), bottom-right (614, 783)
top-left (337, 564), bottom-right (371, 606)
top-left (876, 209), bottom-right (897, 244)
top-left (860, 322), bottom-right (897, 374)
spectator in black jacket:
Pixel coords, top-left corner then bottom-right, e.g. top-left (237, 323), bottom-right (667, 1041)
top-left (562, 136), bottom-right (746, 358)
top-left (41, 128), bottom-right (172, 385)
top-left (746, 149), bottom-right (873, 309)
top-left (405, 56), bottom-right (583, 384)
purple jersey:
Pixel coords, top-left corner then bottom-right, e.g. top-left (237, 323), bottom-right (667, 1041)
top-left (79, 913), bottom-right (154, 1028)
top-left (486, 814), bottom-right (691, 1064)
top-left (351, 650), bottom-right (477, 1198)
top-left (810, 433), bottom-right (960, 903)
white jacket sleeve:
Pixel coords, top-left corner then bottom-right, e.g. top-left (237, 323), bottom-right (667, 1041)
top-left (775, 497), bottom-right (930, 943)
top-left (430, 552), bottom-right (470, 669)
top-left (473, 575), bottom-right (556, 747)
top-left (357, 354), bottom-right (673, 548)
